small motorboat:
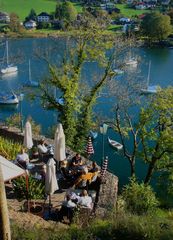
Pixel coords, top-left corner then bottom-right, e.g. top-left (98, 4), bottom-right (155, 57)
top-left (126, 58), bottom-right (137, 66)
top-left (90, 130), bottom-right (98, 139)
top-left (56, 97), bottom-right (64, 106)
top-left (0, 93), bottom-right (19, 105)
top-left (113, 69), bottom-right (124, 75)
top-left (141, 85), bottom-right (159, 94)
top-left (107, 137), bottom-right (123, 150)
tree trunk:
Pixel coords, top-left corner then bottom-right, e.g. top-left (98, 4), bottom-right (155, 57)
top-left (144, 159), bottom-right (157, 184)
top-left (0, 165), bottom-right (11, 240)
top-left (130, 158), bottom-right (135, 177)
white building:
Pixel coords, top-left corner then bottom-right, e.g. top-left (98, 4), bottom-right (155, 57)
top-left (24, 20), bottom-right (37, 29)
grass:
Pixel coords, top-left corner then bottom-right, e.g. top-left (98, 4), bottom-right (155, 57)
top-left (72, 3), bottom-right (83, 13)
top-left (0, 0), bottom-right (57, 20)
top-left (116, 4), bottom-right (151, 17)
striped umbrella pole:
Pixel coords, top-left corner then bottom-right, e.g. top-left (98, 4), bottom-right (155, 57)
top-left (100, 156), bottom-right (108, 181)
top-left (86, 136), bottom-right (94, 156)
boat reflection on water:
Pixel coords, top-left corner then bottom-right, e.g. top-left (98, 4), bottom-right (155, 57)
top-left (0, 103), bottom-right (19, 112)
top-left (1, 71), bottom-right (18, 80)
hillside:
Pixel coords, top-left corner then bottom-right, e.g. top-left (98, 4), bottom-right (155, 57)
top-left (0, 0), bottom-right (57, 20)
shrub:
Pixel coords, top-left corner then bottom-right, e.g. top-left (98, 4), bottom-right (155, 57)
top-left (0, 136), bottom-right (22, 160)
top-left (122, 177), bottom-right (159, 215)
top-left (12, 176), bottom-right (45, 202)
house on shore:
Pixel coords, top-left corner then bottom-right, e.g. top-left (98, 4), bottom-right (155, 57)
top-left (37, 12), bottom-right (51, 23)
top-left (0, 12), bottom-right (10, 23)
top-left (24, 20), bottom-right (37, 29)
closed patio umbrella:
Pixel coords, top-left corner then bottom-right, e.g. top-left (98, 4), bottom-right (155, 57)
top-left (86, 136), bottom-right (94, 156)
top-left (54, 123), bottom-right (66, 165)
top-left (23, 120), bottom-right (33, 149)
top-left (45, 156), bottom-right (59, 214)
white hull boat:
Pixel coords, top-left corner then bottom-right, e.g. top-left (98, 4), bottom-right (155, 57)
top-left (90, 130), bottom-right (98, 139)
top-left (108, 137), bottom-right (123, 150)
top-left (126, 58), bottom-right (137, 66)
top-left (0, 93), bottom-right (19, 105)
top-left (1, 65), bottom-right (18, 74)
top-left (1, 40), bottom-right (18, 75)
top-left (113, 69), bottom-right (124, 75)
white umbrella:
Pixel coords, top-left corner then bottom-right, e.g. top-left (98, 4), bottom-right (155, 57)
top-left (45, 158), bottom-right (59, 195)
top-left (23, 120), bottom-right (33, 149)
top-left (54, 123), bottom-right (66, 163)
top-left (45, 157), bottom-right (59, 214)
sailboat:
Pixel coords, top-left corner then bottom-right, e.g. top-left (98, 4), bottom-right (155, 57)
top-left (126, 46), bottom-right (137, 67)
top-left (1, 40), bottom-right (18, 75)
top-left (0, 92), bottom-right (19, 105)
top-left (25, 59), bottom-right (39, 87)
top-left (141, 61), bottom-right (159, 94)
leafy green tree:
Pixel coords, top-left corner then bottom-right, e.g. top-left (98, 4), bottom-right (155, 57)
top-left (113, 88), bottom-right (173, 183)
top-left (139, 88), bottom-right (173, 184)
top-left (38, 25), bottom-right (129, 151)
top-left (55, 1), bottom-right (77, 22)
top-left (9, 13), bottom-right (23, 33)
top-left (141, 12), bottom-right (172, 43)
top-left (25, 8), bottom-right (37, 22)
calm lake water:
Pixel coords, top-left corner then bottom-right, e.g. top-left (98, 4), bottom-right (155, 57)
top-left (0, 38), bottom-right (173, 187)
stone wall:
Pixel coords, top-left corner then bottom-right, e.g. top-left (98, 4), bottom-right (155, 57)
top-left (0, 126), bottom-right (118, 214)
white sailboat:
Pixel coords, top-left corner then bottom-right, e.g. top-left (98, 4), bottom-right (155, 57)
top-left (1, 40), bottom-right (18, 75)
top-left (126, 46), bottom-right (137, 67)
top-left (141, 61), bottom-right (159, 94)
top-left (0, 92), bottom-right (19, 105)
top-left (25, 59), bottom-right (39, 87)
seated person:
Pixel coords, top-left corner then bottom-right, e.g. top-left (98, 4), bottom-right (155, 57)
top-left (58, 194), bottom-right (76, 223)
top-left (78, 190), bottom-right (93, 209)
top-left (88, 161), bottom-right (99, 173)
top-left (16, 147), bottom-right (29, 169)
top-left (70, 153), bottom-right (82, 167)
top-left (37, 138), bottom-right (48, 154)
top-left (74, 167), bottom-right (96, 188)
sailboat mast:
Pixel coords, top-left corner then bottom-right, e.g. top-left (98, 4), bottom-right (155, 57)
top-left (29, 59), bottom-right (31, 82)
top-left (147, 61), bottom-right (151, 87)
top-left (6, 40), bottom-right (9, 65)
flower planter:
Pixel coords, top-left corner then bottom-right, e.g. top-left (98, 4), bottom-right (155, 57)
top-left (24, 201), bottom-right (44, 217)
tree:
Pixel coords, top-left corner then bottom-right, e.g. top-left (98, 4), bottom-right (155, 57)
top-left (112, 88), bottom-right (173, 184)
top-left (141, 12), bottom-right (172, 43)
top-left (25, 8), bottom-right (37, 22)
top-left (37, 24), bottom-right (130, 152)
top-left (139, 88), bottom-right (173, 184)
top-left (9, 13), bottom-right (23, 33)
top-left (55, 1), bottom-right (77, 22)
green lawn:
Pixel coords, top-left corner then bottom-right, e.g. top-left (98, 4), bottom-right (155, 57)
top-left (116, 4), bottom-right (150, 17)
top-left (0, 0), bottom-right (57, 20)
top-left (72, 3), bottom-right (83, 13)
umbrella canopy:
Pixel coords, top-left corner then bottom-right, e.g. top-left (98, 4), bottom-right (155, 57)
top-left (86, 137), bottom-right (94, 155)
top-left (45, 157), bottom-right (59, 195)
top-left (0, 155), bottom-right (25, 182)
top-left (54, 123), bottom-right (66, 162)
top-left (100, 156), bottom-right (108, 180)
top-left (23, 120), bottom-right (33, 149)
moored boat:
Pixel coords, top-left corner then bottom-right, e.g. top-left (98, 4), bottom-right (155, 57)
top-left (90, 130), bottom-right (98, 139)
top-left (0, 93), bottom-right (19, 105)
top-left (107, 137), bottom-right (123, 150)
top-left (1, 40), bottom-right (18, 75)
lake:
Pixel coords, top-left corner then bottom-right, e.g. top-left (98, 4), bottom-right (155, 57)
top-left (0, 38), bottom-right (173, 187)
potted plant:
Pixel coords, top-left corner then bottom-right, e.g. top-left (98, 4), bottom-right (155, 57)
top-left (12, 175), bottom-right (45, 216)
